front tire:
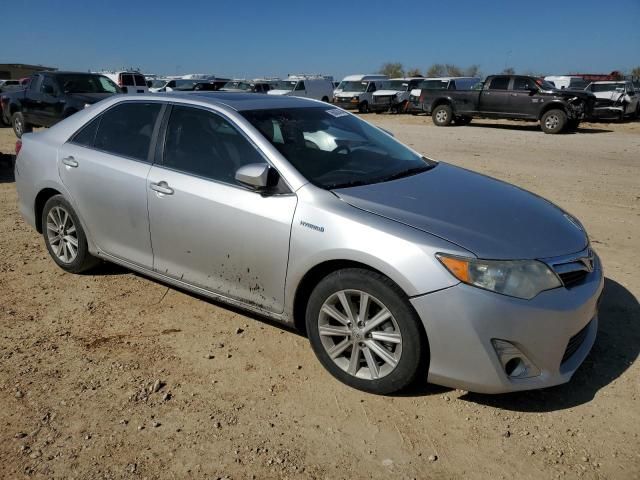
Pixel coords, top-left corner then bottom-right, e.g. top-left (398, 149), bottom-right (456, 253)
top-left (540, 109), bottom-right (567, 134)
top-left (358, 101), bottom-right (369, 113)
top-left (306, 268), bottom-right (427, 394)
top-left (42, 195), bottom-right (98, 273)
top-left (432, 104), bottom-right (453, 126)
top-left (12, 112), bottom-right (32, 138)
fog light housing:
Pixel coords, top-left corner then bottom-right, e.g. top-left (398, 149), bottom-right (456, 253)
top-left (491, 339), bottom-right (541, 379)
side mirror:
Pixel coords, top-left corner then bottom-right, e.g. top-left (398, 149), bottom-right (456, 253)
top-left (235, 163), bottom-right (277, 190)
top-left (529, 87), bottom-right (538, 95)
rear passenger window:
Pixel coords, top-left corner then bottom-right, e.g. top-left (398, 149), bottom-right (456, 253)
top-left (134, 75), bottom-right (146, 86)
top-left (163, 106), bottom-right (266, 185)
top-left (71, 116), bottom-right (100, 147)
top-left (489, 77), bottom-right (510, 90)
top-left (94, 102), bottom-right (162, 161)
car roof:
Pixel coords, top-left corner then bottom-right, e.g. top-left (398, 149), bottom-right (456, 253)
top-left (142, 91), bottom-right (325, 111)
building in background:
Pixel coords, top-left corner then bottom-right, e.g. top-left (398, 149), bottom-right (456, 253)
top-left (0, 63), bottom-right (56, 79)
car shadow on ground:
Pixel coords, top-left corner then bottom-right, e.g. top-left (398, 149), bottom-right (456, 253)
top-left (461, 277), bottom-right (639, 412)
top-left (0, 153), bottom-right (15, 183)
top-left (465, 123), bottom-right (613, 134)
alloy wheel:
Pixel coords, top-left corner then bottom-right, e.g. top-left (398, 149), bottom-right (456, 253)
top-left (545, 114), bottom-right (560, 130)
top-left (435, 109), bottom-right (448, 123)
top-left (318, 289), bottom-right (403, 380)
top-left (46, 206), bottom-right (78, 263)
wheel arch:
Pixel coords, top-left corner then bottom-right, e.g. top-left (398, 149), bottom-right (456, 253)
top-left (292, 259), bottom-right (422, 336)
top-left (431, 97), bottom-right (455, 113)
top-left (538, 101), bottom-right (567, 120)
top-left (34, 187), bottom-right (63, 233)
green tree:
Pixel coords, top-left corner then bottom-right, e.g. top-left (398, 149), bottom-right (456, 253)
top-left (379, 62), bottom-right (404, 78)
top-left (406, 67), bottom-right (423, 77)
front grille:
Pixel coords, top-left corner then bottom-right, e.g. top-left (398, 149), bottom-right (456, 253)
top-left (374, 95), bottom-right (393, 104)
top-left (562, 321), bottom-right (591, 363)
top-left (559, 270), bottom-right (588, 288)
top-left (546, 247), bottom-right (594, 290)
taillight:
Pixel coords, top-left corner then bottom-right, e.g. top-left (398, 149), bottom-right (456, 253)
top-left (15, 139), bottom-right (22, 155)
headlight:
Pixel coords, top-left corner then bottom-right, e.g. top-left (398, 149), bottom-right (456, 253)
top-left (436, 254), bottom-right (561, 300)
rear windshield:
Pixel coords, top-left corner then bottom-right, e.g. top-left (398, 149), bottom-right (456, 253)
top-left (57, 74), bottom-right (121, 94)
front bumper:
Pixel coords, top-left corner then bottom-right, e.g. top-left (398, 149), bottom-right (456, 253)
top-left (411, 254), bottom-right (604, 394)
top-left (332, 100), bottom-right (360, 110)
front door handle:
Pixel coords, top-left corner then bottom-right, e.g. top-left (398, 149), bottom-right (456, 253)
top-left (150, 181), bottom-right (174, 195)
top-left (62, 156), bottom-right (78, 168)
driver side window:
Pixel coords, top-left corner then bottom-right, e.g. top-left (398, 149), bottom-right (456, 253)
top-left (367, 82), bottom-right (376, 93)
top-left (295, 81), bottom-right (305, 91)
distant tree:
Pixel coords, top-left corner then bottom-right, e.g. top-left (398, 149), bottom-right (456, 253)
top-left (406, 67), bottom-right (423, 77)
top-left (631, 66), bottom-right (640, 78)
top-left (426, 63), bottom-right (447, 77)
top-left (444, 64), bottom-right (462, 76)
top-left (380, 62), bottom-right (404, 78)
top-left (502, 67), bottom-right (516, 75)
top-left (464, 64), bottom-right (481, 77)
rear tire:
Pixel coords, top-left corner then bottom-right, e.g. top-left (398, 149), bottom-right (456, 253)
top-left (12, 112), bottom-right (32, 138)
top-left (306, 268), bottom-right (428, 394)
top-left (42, 195), bottom-right (99, 274)
top-left (540, 109), bottom-right (567, 134)
top-left (432, 104), bottom-right (453, 126)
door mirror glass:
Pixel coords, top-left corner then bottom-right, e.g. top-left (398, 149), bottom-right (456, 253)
top-left (235, 163), bottom-right (274, 189)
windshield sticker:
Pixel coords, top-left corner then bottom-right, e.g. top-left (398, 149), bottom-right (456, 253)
top-left (326, 109), bottom-right (348, 118)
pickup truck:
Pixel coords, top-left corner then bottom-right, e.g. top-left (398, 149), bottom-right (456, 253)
top-left (1, 71), bottom-right (121, 137)
top-left (412, 75), bottom-right (596, 134)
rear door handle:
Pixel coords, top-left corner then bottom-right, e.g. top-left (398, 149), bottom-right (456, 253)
top-left (150, 181), bottom-right (174, 195)
top-left (62, 156), bottom-right (78, 168)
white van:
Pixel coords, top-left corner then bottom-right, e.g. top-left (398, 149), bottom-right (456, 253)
top-left (267, 75), bottom-right (334, 101)
top-left (99, 71), bottom-right (148, 94)
top-left (544, 76), bottom-right (589, 90)
top-left (333, 74), bottom-right (389, 113)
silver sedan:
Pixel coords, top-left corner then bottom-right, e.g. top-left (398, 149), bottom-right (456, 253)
top-left (14, 92), bottom-right (603, 394)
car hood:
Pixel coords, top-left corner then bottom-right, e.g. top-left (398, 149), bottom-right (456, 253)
top-left (548, 89), bottom-right (595, 102)
top-left (333, 163), bottom-right (587, 260)
top-left (334, 91), bottom-right (361, 98)
top-left (267, 90), bottom-right (292, 96)
top-left (373, 90), bottom-right (403, 96)
top-left (69, 92), bottom-right (115, 103)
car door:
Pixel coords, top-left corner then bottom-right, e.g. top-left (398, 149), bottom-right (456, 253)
top-left (507, 76), bottom-right (539, 118)
top-left (58, 101), bottom-right (164, 268)
top-left (478, 76), bottom-right (511, 114)
top-left (39, 75), bottom-right (65, 126)
top-left (22, 74), bottom-right (44, 125)
top-left (146, 104), bottom-right (297, 313)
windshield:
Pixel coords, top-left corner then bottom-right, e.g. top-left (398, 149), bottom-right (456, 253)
top-left (241, 107), bottom-right (436, 189)
top-left (273, 81), bottom-right (297, 91)
top-left (58, 74), bottom-right (120, 94)
top-left (381, 80), bottom-right (409, 91)
top-left (150, 79), bottom-right (167, 88)
top-left (222, 81), bottom-right (253, 91)
top-left (418, 80), bottom-right (449, 90)
top-left (591, 83), bottom-right (626, 92)
top-left (337, 81), bottom-right (369, 92)
top-left (535, 79), bottom-right (557, 90)
top-left (173, 80), bottom-right (199, 90)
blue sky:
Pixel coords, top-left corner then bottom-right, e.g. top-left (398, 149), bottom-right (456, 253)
top-left (2, 0), bottom-right (639, 79)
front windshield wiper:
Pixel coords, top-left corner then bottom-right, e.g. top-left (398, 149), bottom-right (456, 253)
top-left (379, 165), bottom-right (435, 183)
top-left (325, 179), bottom-right (369, 189)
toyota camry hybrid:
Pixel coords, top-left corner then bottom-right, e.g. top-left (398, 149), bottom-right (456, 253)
top-left (14, 93), bottom-right (603, 394)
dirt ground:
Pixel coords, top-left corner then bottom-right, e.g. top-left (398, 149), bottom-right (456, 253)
top-left (0, 115), bottom-right (638, 480)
